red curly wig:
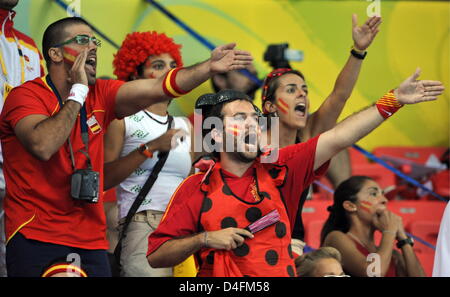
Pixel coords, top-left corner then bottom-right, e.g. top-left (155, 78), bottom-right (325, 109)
top-left (113, 31), bottom-right (183, 81)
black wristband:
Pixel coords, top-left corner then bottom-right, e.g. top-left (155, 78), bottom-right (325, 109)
top-left (351, 49), bottom-right (367, 60)
top-left (396, 237), bottom-right (414, 249)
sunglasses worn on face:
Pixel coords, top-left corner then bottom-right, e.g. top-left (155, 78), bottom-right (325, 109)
top-left (54, 34), bottom-right (102, 48)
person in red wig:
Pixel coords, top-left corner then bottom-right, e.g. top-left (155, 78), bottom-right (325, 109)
top-left (104, 31), bottom-right (193, 277)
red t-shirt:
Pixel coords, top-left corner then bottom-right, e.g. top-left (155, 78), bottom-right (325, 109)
top-left (147, 135), bottom-right (329, 255)
top-left (0, 77), bottom-right (124, 249)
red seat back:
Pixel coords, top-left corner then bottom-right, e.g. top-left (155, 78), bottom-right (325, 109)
top-left (410, 221), bottom-right (440, 254)
top-left (351, 163), bottom-right (396, 190)
top-left (387, 201), bottom-right (446, 231)
top-left (373, 146), bottom-right (447, 165)
top-left (301, 200), bottom-right (332, 249)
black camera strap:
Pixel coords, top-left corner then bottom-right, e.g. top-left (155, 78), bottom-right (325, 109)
top-left (114, 115), bottom-right (174, 267)
top-left (45, 75), bottom-right (92, 169)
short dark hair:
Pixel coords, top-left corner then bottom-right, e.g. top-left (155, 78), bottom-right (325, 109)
top-left (42, 17), bottom-right (90, 68)
top-left (200, 93), bottom-right (254, 158)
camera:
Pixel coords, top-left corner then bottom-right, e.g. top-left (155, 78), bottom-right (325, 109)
top-left (263, 43), bottom-right (304, 69)
top-left (71, 169), bottom-right (99, 203)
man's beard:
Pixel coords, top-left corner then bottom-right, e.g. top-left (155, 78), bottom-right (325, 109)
top-left (229, 148), bottom-right (262, 164)
top-left (88, 76), bottom-right (97, 86)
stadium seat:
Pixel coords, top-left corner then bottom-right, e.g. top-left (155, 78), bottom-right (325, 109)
top-left (301, 200), bottom-right (332, 248)
top-left (388, 201), bottom-right (446, 232)
top-left (409, 221), bottom-right (440, 254)
top-left (349, 146), bottom-right (371, 166)
top-left (349, 147), bottom-right (397, 190)
top-left (429, 170), bottom-right (450, 198)
top-left (373, 146), bottom-right (448, 165)
top-left (351, 163), bottom-right (397, 190)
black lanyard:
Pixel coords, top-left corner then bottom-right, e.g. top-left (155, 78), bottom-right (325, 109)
top-left (45, 75), bottom-right (92, 170)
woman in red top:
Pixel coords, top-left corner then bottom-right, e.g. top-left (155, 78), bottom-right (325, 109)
top-left (320, 176), bottom-right (425, 277)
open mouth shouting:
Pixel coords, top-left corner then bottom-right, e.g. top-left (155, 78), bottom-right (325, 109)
top-left (243, 132), bottom-right (258, 152)
top-left (294, 102), bottom-right (306, 118)
top-left (85, 55), bottom-right (97, 76)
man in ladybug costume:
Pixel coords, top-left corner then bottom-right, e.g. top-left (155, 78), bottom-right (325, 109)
top-left (147, 68), bottom-right (445, 276)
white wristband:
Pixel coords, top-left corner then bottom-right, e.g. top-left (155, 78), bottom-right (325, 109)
top-left (66, 84), bottom-right (89, 106)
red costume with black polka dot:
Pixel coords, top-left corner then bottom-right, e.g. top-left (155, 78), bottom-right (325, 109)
top-left (147, 136), bottom-right (329, 277)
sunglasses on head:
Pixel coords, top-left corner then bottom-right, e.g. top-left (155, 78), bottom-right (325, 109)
top-left (53, 34), bottom-right (102, 48)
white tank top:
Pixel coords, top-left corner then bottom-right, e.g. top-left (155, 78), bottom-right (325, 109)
top-left (116, 110), bottom-right (191, 219)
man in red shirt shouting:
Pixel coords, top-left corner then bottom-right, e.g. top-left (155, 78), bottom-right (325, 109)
top-left (0, 17), bottom-right (252, 277)
top-left (147, 69), bottom-right (444, 276)
top-left (0, 0), bottom-right (44, 277)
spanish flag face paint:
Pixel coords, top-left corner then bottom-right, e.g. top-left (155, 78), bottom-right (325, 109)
top-left (226, 124), bottom-right (241, 137)
top-left (62, 46), bottom-right (80, 65)
top-left (359, 201), bottom-right (373, 213)
top-left (275, 98), bottom-right (289, 115)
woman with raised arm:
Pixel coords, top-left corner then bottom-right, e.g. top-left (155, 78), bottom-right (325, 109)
top-left (261, 14), bottom-right (381, 256)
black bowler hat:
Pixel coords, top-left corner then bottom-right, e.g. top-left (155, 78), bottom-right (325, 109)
top-left (195, 89), bottom-right (262, 115)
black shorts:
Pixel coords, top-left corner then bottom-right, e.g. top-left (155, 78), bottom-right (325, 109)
top-left (6, 232), bottom-right (111, 277)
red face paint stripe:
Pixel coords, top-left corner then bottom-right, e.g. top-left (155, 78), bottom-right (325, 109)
top-left (359, 205), bottom-right (371, 213)
top-left (62, 47), bottom-right (80, 64)
top-left (361, 201), bottom-right (373, 207)
top-left (226, 127), bottom-right (240, 136)
top-left (275, 102), bottom-right (288, 114)
top-left (277, 98), bottom-right (289, 108)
